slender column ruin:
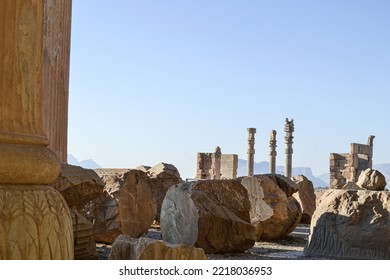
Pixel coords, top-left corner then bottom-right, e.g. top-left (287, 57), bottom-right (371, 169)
top-left (367, 135), bottom-right (375, 169)
top-left (0, 1), bottom-right (73, 259)
top-left (284, 119), bottom-right (294, 178)
top-left (247, 128), bottom-right (256, 176)
top-left (269, 130), bottom-right (277, 174)
top-left (42, 0), bottom-right (72, 163)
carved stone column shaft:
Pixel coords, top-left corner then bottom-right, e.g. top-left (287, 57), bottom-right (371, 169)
top-left (0, 0), bottom-right (73, 259)
top-left (284, 119), bottom-right (294, 178)
top-left (269, 130), bottom-right (277, 174)
top-left (247, 128), bottom-right (256, 176)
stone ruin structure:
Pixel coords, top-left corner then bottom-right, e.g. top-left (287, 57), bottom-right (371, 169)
top-left (329, 135), bottom-right (375, 188)
top-left (0, 0), bottom-right (74, 259)
top-left (247, 128), bottom-right (257, 176)
top-left (284, 118), bottom-right (294, 178)
top-left (269, 130), bottom-right (277, 174)
top-left (196, 147), bottom-right (238, 179)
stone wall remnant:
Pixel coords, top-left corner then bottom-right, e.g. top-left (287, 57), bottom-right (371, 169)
top-left (196, 147), bottom-right (238, 179)
top-left (330, 136), bottom-right (375, 188)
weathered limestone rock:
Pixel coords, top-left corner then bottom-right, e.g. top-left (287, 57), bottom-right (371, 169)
top-left (255, 175), bottom-right (302, 240)
top-left (304, 190), bottom-right (390, 259)
top-left (0, 1), bottom-right (73, 259)
top-left (70, 207), bottom-right (97, 260)
top-left (357, 168), bottom-right (387, 191)
top-left (147, 163), bottom-right (182, 221)
top-left (109, 235), bottom-right (207, 260)
top-left (52, 164), bottom-right (105, 210)
top-left (292, 175), bottom-right (316, 223)
top-left (239, 177), bottom-right (273, 240)
top-left (84, 169), bottom-right (156, 243)
top-left (161, 180), bottom-right (256, 254)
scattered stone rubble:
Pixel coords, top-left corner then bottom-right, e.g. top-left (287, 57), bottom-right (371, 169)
top-left (160, 180), bottom-right (256, 254)
top-left (305, 188), bottom-right (390, 259)
top-left (109, 235), bottom-right (207, 260)
top-left (84, 169), bottom-right (156, 243)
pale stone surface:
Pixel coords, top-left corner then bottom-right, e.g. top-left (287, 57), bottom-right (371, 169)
top-left (239, 176), bottom-right (273, 240)
top-left (70, 207), bottom-right (97, 260)
top-left (255, 175), bottom-right (302, 240)
top-left (84, 169), bottom-right (156, 243)
top-left (0, 186), bottom-right (73, 260)
top-left (247, 128), bottom-right (256, 176)
top-left (330, 136), bottom-right (375, 189)
top-left (357, 168), bottom-right (387, 191)
top-left (109, 235), bottom-right (207, 260)
top-left (304, 189), bottom-right (390, 259)
top-left (292, 175), bottom-right (316, 223)
top-left (161, 180), bottom-right (256, 254)
top-left (147, 163), bottom-right (182, 221)
top-left (42, 0), bottom-right (72, 163)
top-left (0, 0), bottom-right (73, 260)
top-left (52, 164), bottom-right (105, 211)
top-left (284, 119), bottom-right (294, 178)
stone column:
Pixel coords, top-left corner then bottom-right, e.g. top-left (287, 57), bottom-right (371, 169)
top-left (367, 135), bottom-right (375, 169)
top-left (269, 130), bottom-right (277, 174)
top-left (0, 1), bottom-right (73, 259)
top-left (42, 0), bottom-right (72, 163)
top-left (247, 128), bottom-right (256, 176)
top-left (211, 146), bottom-right (222, 179)
top-left (284, 119), bottom-right (294, 178)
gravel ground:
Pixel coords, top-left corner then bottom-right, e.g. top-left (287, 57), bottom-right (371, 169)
top-left (96, 224), bottom-right (328, 260)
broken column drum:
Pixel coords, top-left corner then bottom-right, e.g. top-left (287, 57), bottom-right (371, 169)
top-left (284, 119), bottom-right (294, 178)
top-left (0, 1), bottom-right (73, 259)
top-left (247, 128), bottom-right (256, 176)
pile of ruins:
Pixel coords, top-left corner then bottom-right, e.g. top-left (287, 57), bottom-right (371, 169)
top-left (1, 0), bottom-right (389, 260)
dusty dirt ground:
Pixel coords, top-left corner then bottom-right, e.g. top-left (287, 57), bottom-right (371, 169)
top-left (96, 224), bottom-right (328, 260)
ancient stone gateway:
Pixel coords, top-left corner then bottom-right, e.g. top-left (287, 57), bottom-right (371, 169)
top-left (196, 147), bottom-right (238, 179)
top-left (330, 136), bottom-right (375, 188)
top-left (0, 0), bottom-right (73, 259)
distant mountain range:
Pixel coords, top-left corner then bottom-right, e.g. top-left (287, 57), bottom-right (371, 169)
top-left (237, 159), bottom-right (329, 187)
top-left (67, 154), bottom-right (102, 169)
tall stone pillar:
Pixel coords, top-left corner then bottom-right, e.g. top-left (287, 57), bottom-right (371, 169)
top-left (247, 128), bottom-right (256, 176)
top-left (0, 1), bottom-right (73, 259)
top-left (269, 130), bottom-right (277, 174)
top-left (284, 118), bottom-right (294, 178)
top-left (367, 135), bottom-right (375, 169)
top-left (42, 0), bottom-right (72, 163)
top-left (211, 146), bottom-right (222, 179)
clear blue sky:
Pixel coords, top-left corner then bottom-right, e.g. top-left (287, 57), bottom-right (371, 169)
top-left (68, 0), bottom-right (390, 179)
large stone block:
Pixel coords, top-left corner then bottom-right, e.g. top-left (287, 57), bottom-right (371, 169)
top-left (304, 189), bottom-right (390, 259)
top-left (84, 169), bottom-right (156, 243)
top-left (160, 180), bottom-right (256, 254)
top-left (147, 163), bottom-right (182, 221)
top-left (357, 168), bottom-right (387, 191)
top-left (292, 175), bottom-right (316, 223)
top-left (239, 176), bottom-right (273, 240)
top-left (109, 235), bottom-right (207, 260)
top-left (52, 164), bottom-right (105, 211)
top-left (254, 175), bottom-right (302, 240)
